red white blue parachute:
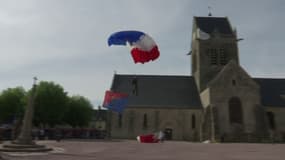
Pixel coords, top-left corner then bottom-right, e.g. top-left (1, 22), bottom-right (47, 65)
top-left (108, 31), bottom-right (160, 64)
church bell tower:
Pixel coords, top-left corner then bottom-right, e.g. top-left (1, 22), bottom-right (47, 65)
top-left (191, 16), bottom-right (240, 92)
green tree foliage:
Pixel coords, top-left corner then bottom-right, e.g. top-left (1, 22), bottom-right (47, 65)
top-left (33, 81), bottom-right (68, 127)
top-left (0, 87), bottom-right (26, 124)
top-left (64, 96), bottom-right (94, 128)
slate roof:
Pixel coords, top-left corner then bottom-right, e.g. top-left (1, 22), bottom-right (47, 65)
top-left (110, 74), bottom-right (202, 109)
top-left (254, 78), bottom-right (285, 107)
top-left (109, 75), bottom-right (285, 108)
top-left (194, 16), bottom-right (233, 34)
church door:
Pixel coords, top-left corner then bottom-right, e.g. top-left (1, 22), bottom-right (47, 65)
top-left (229, 97), bottom-right (243, 125)
top-left (228, 97), bottom-right (244, 135)
top-left (164, 128), bottom-right (173, 140)
top-left (267, 112), bottom-right (276, 130)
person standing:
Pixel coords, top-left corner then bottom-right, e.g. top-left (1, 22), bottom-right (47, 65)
top-left (158, 131), bottom-right (165, 142)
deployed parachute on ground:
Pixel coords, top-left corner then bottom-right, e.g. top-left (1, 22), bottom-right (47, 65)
top-left (108, 31), bottom-right (160, 64)
top-left (136, 131), bottom-right (165, 143)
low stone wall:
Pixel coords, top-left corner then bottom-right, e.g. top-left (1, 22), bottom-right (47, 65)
top-left (218, 132), bottom-right (285, 143)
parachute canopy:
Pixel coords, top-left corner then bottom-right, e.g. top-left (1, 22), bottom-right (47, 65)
top-left (108, 31), bottom-right (160, 64)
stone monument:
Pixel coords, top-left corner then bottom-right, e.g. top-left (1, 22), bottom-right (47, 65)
top-left (0, 77), bottom-right (52, 152)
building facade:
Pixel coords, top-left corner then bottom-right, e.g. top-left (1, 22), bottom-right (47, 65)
top-left (108, 16), bottom-right (285, 142)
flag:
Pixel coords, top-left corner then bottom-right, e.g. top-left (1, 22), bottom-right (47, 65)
top-left (103, 90), bottom-right (128, 113)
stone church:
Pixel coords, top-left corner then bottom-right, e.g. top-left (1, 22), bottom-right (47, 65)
top-left (107, 16), bottom-right (285, 142)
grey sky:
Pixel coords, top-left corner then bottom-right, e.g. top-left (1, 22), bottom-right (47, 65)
top-left (0, 0), bottom-right (284, 107)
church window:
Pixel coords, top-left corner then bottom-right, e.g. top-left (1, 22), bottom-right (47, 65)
top-left (207, 48), bottom-right (218, 65)
top-left (232, 80), bottom-right (236, 86)
top-left (118, 114), bottom-right (123, 128)
top-left (267, 112), bottom-right (276, 130)
top-left (220, 48), bottom-right (227, 65)
top-left (191, 114), bottom-right (196, 129)
top-left (154, 111), bottom-right (159, 130)
top-left (128, 111), bottom-right (134, 131)
top-left (229, 97), bottom-right (243, 124)
top-left (143, 114), bottom-right (148, 129)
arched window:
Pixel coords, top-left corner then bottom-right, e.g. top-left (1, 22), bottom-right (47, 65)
top-left (143, 114), bottom-right (148, 129)
top-left (191, 114), bottom-right (196, 129)
top-left (118, 114), bottom-right (122, 128)
top-left (232, 79), bottom-right (236, 86)
top-left (267, 112), bottom-right (276, 130)
top-left (154, 111), bottom-right (159, 130)
top-left (229, 97), bottom-right (243, 124)
top-left (128, 111), bottom-right (134, 131)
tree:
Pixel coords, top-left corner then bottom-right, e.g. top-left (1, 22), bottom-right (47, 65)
top-left (33, 81), bottom-right (68, 127)
top-left (0, 87), bottom-right (26, 124)
top-left (64, 96), bottom-right (93, 128)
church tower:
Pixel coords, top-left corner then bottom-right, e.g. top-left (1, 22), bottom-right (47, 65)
top-left (191, 16), bottom-right (239, 92)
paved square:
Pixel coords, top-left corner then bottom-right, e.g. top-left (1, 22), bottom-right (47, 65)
top-left (1, 140), bottom-right (285, 160)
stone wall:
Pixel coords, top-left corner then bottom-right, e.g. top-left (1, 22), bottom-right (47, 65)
top-left (110, 107), bottom-right (202, 141)
top-left (265, 107), bottom-right (285, 142)
top-left (203, 61), bottom-right (266, 141)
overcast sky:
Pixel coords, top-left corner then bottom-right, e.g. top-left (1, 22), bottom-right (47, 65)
top-left (0, 0), bottom-right (284, 107)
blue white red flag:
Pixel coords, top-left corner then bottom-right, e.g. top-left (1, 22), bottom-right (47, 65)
top-left (103, 90), bottom-right (128, 113)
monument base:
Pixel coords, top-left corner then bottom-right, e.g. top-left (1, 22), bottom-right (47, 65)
top-left (0, 142), bottom-right (52, 152)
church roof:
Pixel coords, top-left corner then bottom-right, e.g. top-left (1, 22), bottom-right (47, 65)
top-left (254, 78), bottom-right (285, 107)
top-left (110, 74), bottom-right (202, 109)
top-left (194, 16), bottom-right (233, 34)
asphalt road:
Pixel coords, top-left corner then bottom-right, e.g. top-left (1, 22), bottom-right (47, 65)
top-left (1, 140), bottom-right (285, 160)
